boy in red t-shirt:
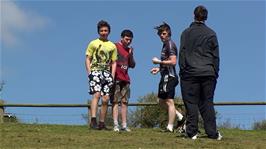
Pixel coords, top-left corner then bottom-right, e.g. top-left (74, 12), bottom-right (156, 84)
top-left (111, 30), bottom-right (135, 132)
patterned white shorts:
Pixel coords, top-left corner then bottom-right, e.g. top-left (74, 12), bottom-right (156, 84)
top-left (88, 70), bottom-right (114, 96)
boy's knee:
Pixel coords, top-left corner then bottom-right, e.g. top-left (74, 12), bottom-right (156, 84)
top-left (121, 101), bottom-right (128, 106)
top-left (112, 102), bottom-right (119, 107)
top-left (166, 99), bottom-right (174, 105)
top-left (102, 100), bottom-right (109, 105)
top-left (101, 97), bottom-right (109, 105)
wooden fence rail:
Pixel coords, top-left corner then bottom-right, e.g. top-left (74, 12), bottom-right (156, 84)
top-left (0, 99), bottom-right (265, 124)
top-left (1, 101), bottom-right (266, 107)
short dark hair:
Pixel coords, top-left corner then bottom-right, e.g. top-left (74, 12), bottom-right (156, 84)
top-left (154, 22), bottom-right (171, 37)
top-left (194, 5), bottom-right (208, 21)
top-left (121, 29), bottom-right (133, 38)
top-left (97, 20), bottom-right (111, 33)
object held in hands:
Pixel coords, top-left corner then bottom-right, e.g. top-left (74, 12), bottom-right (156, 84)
top-left (152, 57), bottom-right (161, 64)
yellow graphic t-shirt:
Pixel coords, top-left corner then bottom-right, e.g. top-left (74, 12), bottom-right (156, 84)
top-left (86, 38), bottom-right (117, 71)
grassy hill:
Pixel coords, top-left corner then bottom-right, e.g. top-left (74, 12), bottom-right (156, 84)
top-left (1, 123), bottom-right (265, 149)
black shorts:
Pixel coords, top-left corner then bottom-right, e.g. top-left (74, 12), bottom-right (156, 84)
top-left (158, 74), bottom-right (179, 99)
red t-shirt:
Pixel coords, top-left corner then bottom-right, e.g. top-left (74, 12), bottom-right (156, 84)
top-left (115, 42), bottom-right (134, 83)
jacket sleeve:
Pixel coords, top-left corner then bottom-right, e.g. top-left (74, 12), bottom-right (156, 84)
top-left (209, 34), bottom-right (220, 78)
top-left (178, 32), bottom-right (186, 73)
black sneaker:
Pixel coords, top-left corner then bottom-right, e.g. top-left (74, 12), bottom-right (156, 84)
top-left (98, 123), bottom-right (109, 130)
top-left (90, 123), bottom-right (98, 130)
top-left (90, 121), bottom-right (98, 130)
top-left (175, 117), bottom-right (186, 129)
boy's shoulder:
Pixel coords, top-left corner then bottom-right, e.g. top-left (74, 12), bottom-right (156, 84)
top-left (89, 38), bottom-right (100, 45)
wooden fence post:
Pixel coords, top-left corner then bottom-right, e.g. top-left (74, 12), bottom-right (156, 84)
top-left (87, 100), bottom-right (90, 127)
top-left (0, 100), bottom-right (4, 123)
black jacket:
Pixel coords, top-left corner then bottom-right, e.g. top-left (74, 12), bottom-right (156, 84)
top-left (179, 22), bottom-right (220, 78)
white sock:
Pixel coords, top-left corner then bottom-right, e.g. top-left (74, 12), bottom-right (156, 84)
top-left (114, 120), bottom-right (119, 126)
top-left (122, 123), bottom-right (127, 128)
top-left (176, 110), bottom-right (183, 121)
top-left (167, 124), bottom-right (173, 131)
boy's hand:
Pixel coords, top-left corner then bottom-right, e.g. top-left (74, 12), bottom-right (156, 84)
top-left (150, 67), bottom-right (160, 75)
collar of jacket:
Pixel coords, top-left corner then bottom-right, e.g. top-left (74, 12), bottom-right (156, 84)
top-left (190, 21), bottom-right (205, 27)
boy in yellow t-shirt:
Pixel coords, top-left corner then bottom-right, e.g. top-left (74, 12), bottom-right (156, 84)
top-left (85, 20), bottom-right (117, 130)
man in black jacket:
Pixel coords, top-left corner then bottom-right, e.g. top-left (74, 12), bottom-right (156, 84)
top-left (179, 5), bottom-right (222, 140)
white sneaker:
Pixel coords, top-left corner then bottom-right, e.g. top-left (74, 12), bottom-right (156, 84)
top-left (113, 125), bottom-right (120, 132)
top-left (166, 126), bottom-right (174, 133)
top-left (217, 131), bottom-right (223, 140)
top-left (191, 134), bottom-right (198, 140)
top-left (121, 127), bottom-right (131, 132)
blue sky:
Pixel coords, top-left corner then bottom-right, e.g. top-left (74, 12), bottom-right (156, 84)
top-left (1, 0), bottom-right (265, 128)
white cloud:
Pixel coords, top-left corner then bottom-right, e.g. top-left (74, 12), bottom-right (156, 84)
top-left (1, 0), bottom-right (49, 47)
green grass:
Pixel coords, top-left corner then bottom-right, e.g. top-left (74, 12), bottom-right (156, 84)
top-left (1, 123), bottom-right (266, 149)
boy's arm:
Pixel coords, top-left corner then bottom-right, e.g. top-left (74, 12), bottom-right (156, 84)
top-left (160, 55), bottom-right (176, 66)
top-left (85, 56), bottom-right (92, 74)
top-left (85, 42), bottom-right (94, 75)
top-left (111, 61), bottom-right (117, 79)
top-left (152, 55), bottom-right (176, 66)
top-left (128, 48), bottom-right (136, 68)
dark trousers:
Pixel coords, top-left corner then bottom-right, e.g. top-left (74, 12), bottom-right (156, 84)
top-left (180, 76), bottom-right (218, 138)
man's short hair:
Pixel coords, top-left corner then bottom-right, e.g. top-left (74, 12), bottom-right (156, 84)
top-left (97, 20), bottom-right (111, 33)
top-left (194, 5), bottom-right (208, 21)
top-left (121, 29), bottom-right (133, 38)
top-left (154, 22), bottom-right (172, 37)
